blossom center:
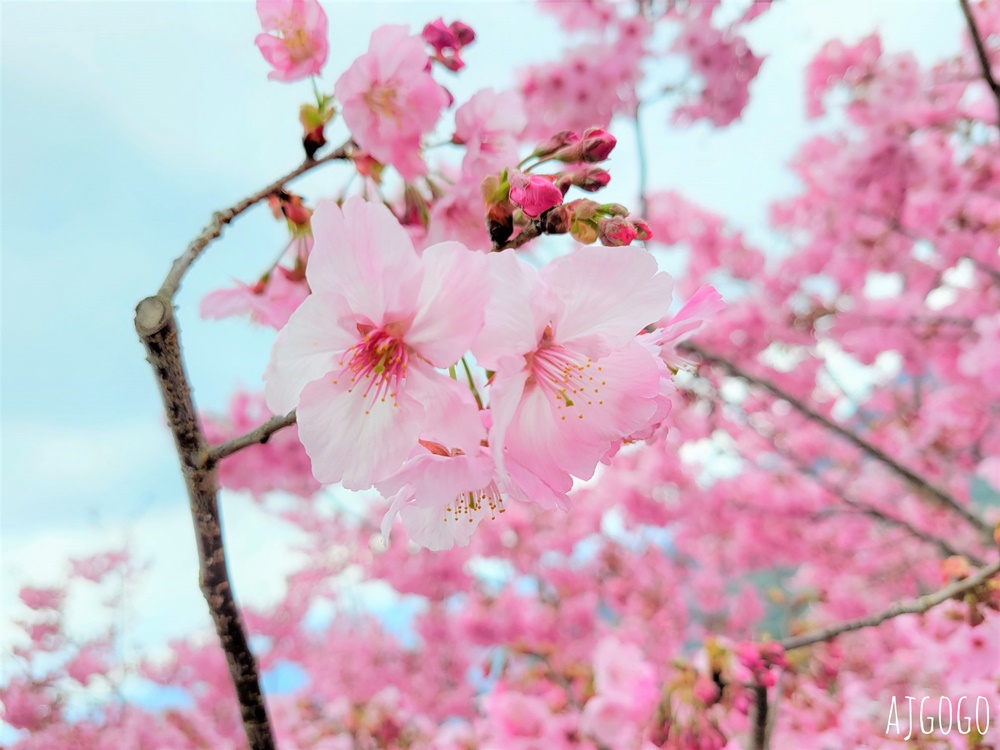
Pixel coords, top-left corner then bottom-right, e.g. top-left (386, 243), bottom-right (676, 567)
top-left (528, 341), bottom-right (604, 421)
top-left (278, 15), bottom-right (314, 62)
top-left (335, 328), bottom-right (409, 413)
top-left (443, 481), bottom-right (505, 524)
top-left (364, 83), bottom-right (403, 121)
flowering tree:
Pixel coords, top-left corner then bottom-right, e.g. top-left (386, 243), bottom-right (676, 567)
top-left (5, 1), bottom-right (1000, 749)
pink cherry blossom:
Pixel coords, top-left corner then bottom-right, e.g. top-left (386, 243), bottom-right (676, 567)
top-left (376, 383), bottom-right (498, 550)
top-left (200, 261), bottom-right (310, 330)
top-left (507, 170), bottom-right (563, 217)
top-left (474, 248), bottom-right (673, 506)
top-left (454, 88), bottom-right (528, 180)
top-left (255, 0), bottom-right (328, 82)
top-left (335, 25), bottom-right (450, 181)
top-left (265, 196), bottom-right (489, 490)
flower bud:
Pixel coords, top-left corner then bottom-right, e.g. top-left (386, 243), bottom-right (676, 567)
top-left (486, 202), bottom-right (514, 246)
top-left (570, 218), bottom-right (598, 244)
top-left (543, 204), bottom-right (571, 235)
top-left (299, 102), bottom-right (335, 160)
top-left (532, 130), bottom-right (580, 159)
top-left (569, 199), bottom-right (601, 222)
top-left (553, 127), bottom-right (618, 163)
top-left (632, 218), bottom-right (653, 241)
top-left (354, 153), bottom-right (385, 184)
top-left (556, 166), bottom-right (611, 193)
top-left (601, 202), bottom-right (630, 217)
top-left (508, 169), bottom-right (563, 218)
top-left (579, 127), bottom-right (617, 161)
top-left (598, 216), bottom-right (639, 246)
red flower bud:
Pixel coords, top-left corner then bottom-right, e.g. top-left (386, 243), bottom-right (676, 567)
top-left (508, 169), bottom-right (563, 218)
top-left (598, 216), bottom-right (638, 246)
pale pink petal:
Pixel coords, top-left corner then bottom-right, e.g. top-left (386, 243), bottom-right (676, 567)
top-left (472, 253), bottom-right (553, 369)
top-left (543, 246), bottom-right (673, 357)
top-left (306, 197), bottom-right (422, 324)
top-left (380, 486), bottom-right (414, 543)
top-left (295, 362), bottom-right (436, 490)
top-left (406, 241), bottom-right (489, 366)
top-left (655, 284), bottom-right (725, 341)
top-left (484, 356), bottom-right (530, 475)
top-left (502, 454), bottom-right (572, 511)
top-left (412, 373), bottom-right (485, 455)
top-left (200, 285), bottom-right (256, 321)
top-left (503, 342), bottom-right (661, 484)
top-left (558, 341), bottom-right (662, 453)
top-left (263, 293), bottom-right (357, 415)
top-left (399, 497), bottom-right (488, 550)
top-left (378, 450), bottom-right (496, 550)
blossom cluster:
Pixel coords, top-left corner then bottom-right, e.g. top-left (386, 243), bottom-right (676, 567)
top-left (262, 195), bottom-right (719, 550)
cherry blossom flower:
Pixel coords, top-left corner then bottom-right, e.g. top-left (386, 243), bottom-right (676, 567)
top-left (255, 0), bottom-right (328, 82)
top-left (453, 89), bottom-right (527, 180)
top-left (474, 248), bottom-right (673, 506)
top-left (335, 25), bottom-right (450, 180)
top-left (374, 382), bottom-right (501, 550)
top-left (265, 196), bottom-right (489, 490)
top-left (200, 260), bottom-right (310, 330)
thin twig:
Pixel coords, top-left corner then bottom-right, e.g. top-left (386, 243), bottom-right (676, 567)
top-left (779, 557), bottom-right (1000, 651)
top-left (682, 343), bottom-right (993, 539)
top-left (774, 443), bottom-right (985, 565)
top-left (209, 411), bottom-right (298, 464)
top-left (958, 0), bottom-right (1000, 132)
top-left (159, 140), bottom-right (353, 299)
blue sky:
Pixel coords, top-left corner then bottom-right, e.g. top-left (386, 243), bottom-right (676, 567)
top-left (1, 0), bottom-right (964, 668)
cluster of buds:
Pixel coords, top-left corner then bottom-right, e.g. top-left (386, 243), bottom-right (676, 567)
top-left (482, 126), bottom-right (653, 249)
top-left (422, 18), bottom-right (475, 71)
top-left (544, 199), bottom-right (652, 246)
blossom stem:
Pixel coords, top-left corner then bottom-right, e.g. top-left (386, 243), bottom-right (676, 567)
top-left (461, 357), bottom-right (484, 409)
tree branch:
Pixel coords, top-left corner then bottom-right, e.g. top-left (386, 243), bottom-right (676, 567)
top-left (135, 145), bottom-right (354, 748)
top-left (209, 411), bottom-right (297, 464)
top-left (774, 443), bottom-right (985, 565)
top-left (159, 140), bottom-right (353, 299)
top-left (749, 684), bottom-right (769, 750)
top-left (682, 343), bottom-right (994, 540)
top-left (779, 557), bottom-right (1000, 651)
top-left (135, 297), bottom-right (274, 750)
top-left (958, 0), bottom-right (1000, 133)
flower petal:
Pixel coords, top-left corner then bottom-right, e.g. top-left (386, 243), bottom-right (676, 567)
top-left (306, 197), bottom-right (422, 324)
top-left (543, 246), bottom-right (673, 357)
top-left (472, 252), bottom-right (553, 369)
top-left (296, 361), bottom-right (441, 489)
top-left (263, 293), bottom-right (356, 415)
top-left (406, 241), bottom-right (489, 366)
